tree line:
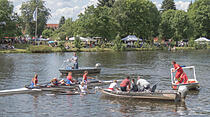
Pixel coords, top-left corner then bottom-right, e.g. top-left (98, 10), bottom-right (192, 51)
top-left (0, 0), bottom-right (210, 43)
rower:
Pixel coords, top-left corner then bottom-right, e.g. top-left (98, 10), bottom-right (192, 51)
top-left (82, 71), bottom-right (95, 83)
top-left (30, 74), bottom-right (38, 88)
top-left (50, 78), bottom-right (59, 86)
top-left (172, 61), bottom-right (184, 81)
top-left (79, 82), bottom-right (89, 94)
top-left (108, 80), bottom-right (120, 91)
top-left (66, 72), bottom-right (75, 86)
top-left (130, 79), bottom-right (138, 92)
top-left (136, 76), bottom-right (151, 91)
top-left (71, 52), bottom-right (78, 69)
top-left (120, 76), bottom-right (131, 91)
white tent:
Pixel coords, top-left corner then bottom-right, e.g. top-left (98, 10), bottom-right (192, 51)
top-left (121, 35), bottom-right (142, 41)
top-left (195, 37), bottom-right (210, 42)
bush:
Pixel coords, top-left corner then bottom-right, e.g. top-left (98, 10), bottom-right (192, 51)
top-left (74, 37), bottom-right (82, 49)
top-left (27, 45), bottom-right (52, 53)
top-left (194, 43), bottom-right (207, 49)
top-left (113, 34), bottom-right (122, 51)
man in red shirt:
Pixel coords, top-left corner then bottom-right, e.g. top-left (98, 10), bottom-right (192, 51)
top-left (172, 61), bottom-right (183, 81)
top-left (120, 76), bottom-right (131, 91)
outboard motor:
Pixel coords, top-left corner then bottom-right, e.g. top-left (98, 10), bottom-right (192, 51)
top-left (178, 86), bottom-right (188, 102)
top-left (95, 63), bottom-right (101, 68)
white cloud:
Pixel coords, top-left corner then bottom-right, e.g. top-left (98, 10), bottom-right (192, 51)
top-left (175, 1), bottom-right (190, 11)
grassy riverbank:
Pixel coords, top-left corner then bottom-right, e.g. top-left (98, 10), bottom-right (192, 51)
top-left (1, 45), bottom-right (210, 53)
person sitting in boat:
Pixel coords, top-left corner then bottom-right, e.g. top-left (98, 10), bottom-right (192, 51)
top-left (120, 76), bottom-right (131, 92)
top-left (50, 78), bottom-right (59, 86)
top-left (30, 74), bottom-right (38, 88)
top-left (172, 61), bottom-right (183, 81)
top-left (82, 71), bottom-right (95, 83)
top-left (130, 79), bottom-right (138, 92)
top-left (79, 82), bottom-right (89, 94)
top-left (59, 79), bottom-right (66, 85)
top-left (108, 80), bottom-right (120, 91)
top-left (137, 76), bottom-right (150, 91)
top-left (66, 72), bottom-right (76, 86)
top-left (71, 52), bottom-right (78, 69)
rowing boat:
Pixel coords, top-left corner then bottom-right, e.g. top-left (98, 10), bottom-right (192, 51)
top-left (59, 67), bottom-right (101, 76)
top-left (0, 88), bottom-right (41, 96)
top-left (100, 86), bottom-right (188, 102)
top-left (170, 66), bottom-right (200, 90)
top-left (0, 80), bottom-right (113, 96)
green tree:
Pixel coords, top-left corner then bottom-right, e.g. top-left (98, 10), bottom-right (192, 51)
top-left (20, 0), bottom-right (50, 37)
top-left (97, 0), bottom-right (115, 7)
top-left (188, 0), bottom-right (210, 39)
top-left (112, 0), bottom-right (160, 40)
top-left (0, 0), bottom-right (22, 39)
top-left (159, 10), bottom-right (192, 42)
top-left (42, 28), bottom-right (53, 38)
top-left (113, 34), bottom-right (122, 50)
top-left (161, 0), bottom-right (176, 12)
top-left (74, 36), bottom-right (81, 49)
top-left (75, 5), bottom-right (119, 40)
top-left (59, 16), bottom-right (65, 28)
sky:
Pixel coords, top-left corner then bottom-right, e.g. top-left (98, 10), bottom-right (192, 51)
top-left (9, 0), bottom-right (195, 24)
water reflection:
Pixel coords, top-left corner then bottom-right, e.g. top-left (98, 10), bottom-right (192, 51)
top-left (100, 95), bottom-right (188, 116)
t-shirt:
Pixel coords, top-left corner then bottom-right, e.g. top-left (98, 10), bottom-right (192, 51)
top-left (71, 56), bottom-right (78, 63)
top-left (120, 79), bottom-right (130, 87)
top-left (137, 79), bottom-right (150, 88)
top-left (83, 74), bottom-right (87, 81)
top-left (79, 85), bottom-right (87, 93)
top-left (174, 64), bottom-right (183, 73)
top-left (67, 75), bottom-right (74, 82)
top-left (109, 82), bottom-right (118, 89)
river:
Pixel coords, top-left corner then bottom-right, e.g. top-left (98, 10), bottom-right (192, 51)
top-left (0, 50), bottom-right (209, 117)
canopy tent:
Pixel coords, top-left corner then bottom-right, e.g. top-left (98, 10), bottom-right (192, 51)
top-left (69, 37), bottom-right (96, 42)
top-left (195, 37), bottom-right (210, 42)
top-left (121, 35), bottom-right (142, 41)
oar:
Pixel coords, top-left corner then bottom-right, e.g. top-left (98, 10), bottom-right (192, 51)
top-left (151, 80), bottom-right (160, 92)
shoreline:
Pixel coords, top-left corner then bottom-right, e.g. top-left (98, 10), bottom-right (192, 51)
top-left (0, 47), bottom-right (208, 53)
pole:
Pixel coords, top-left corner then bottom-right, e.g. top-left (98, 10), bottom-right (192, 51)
top-left (35, 7), bottom-right (38, 38)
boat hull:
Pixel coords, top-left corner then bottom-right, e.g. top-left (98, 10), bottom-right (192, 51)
top-left (59, 67), bottom-right (101, 76)
top-left (101, 89), bottom-right (183, 102)
top-left (0, 88), bottom-right (41, 96)
top-left (172, 83), bottom-right (200, 90)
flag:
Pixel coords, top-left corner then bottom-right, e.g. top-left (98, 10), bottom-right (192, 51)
top-left (33, 7), bottom-right (37, 21)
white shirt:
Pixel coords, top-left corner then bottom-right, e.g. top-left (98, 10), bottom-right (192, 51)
top-left (79, 85), bottom-right (87, 93)
top-left (109, 82), bottom-right (118, 89)
top-left (137, 79), bottom-right (150, 88)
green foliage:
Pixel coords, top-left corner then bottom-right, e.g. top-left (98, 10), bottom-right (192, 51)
top-left (113, 34), bottom-right (122, 50)
top-left (161, 0), bottom-right (176, 12)
top-left (112, 0), bottom-right (160, 40)
top-left (159, 10), bottom-right (192, 41)
top-left (59, 16), bottom-right (65, 28)
top-left (75, 5), bottom-right (119, 41)
top-left (74, 37), bottom-right (82, 49)
top-left (98, 0), bottom-right (115, 7)
top-left (57, 41), bottom-right (66, 51)
top-left (27, 45), bottom-right (52, 53)
top-left (42, 28), bottom-right (53, 38)
top-left (20, 0), bottom-right (50, 37)
top-left (188, 39), bottom-right (195, 47)
top-left (188, 0), bottom-right (210, 39)
top-left (58, 32), bottom-right (66, 40)
top-left (194, 43), bottom-right (207, 50)
top-left (0, 0), bottom-right (22, 39)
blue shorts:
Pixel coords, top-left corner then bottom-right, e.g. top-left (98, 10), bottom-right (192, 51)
top-left (66, 79), bottom-right (72, 85)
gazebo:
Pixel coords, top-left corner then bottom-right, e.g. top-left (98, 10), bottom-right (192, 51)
top-left (121, 35), bottom-right (142, 42)
top-left (194, 37), bottom-right (210, 42)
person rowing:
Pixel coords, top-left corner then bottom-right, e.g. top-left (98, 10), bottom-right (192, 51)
top-left (30, 74), bottom-right (38, 88)
top-left (108, 80), bottom-right (120, 91)
top-left (71, 52), bottom-right (78, 69)
top-left (120, 76), bottom-right (131, 91)
top-left (66, 72), bottom-right (76, 86)
top-left (136, 76), bottom-right (150, 91)
top-left (49, 78), bottom-right (59, 86)
top-left (172, 61), bottom-right (184, 82)
top-left (79, 82), bottom-right (89, 94)
top-left (82, 71), bottom-right (95, 84)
